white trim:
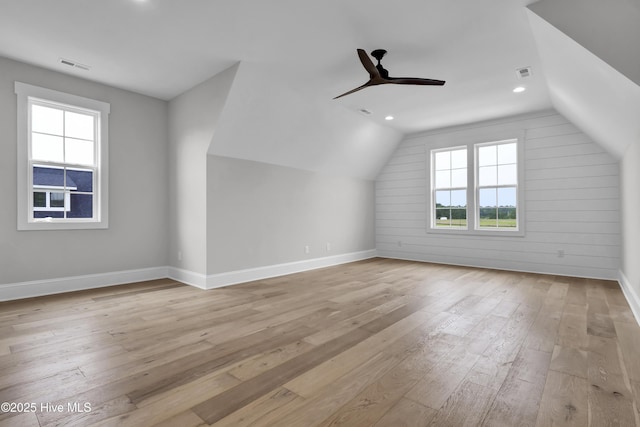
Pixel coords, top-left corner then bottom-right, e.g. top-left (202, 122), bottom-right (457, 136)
top-left (377, 254), bottom-right (617, 281)
top-left (0, 250), bottom-right (378, 301)
top-left (15, 81), bottom-right (110, 231)
top-left (166, 267), bottom-right (208, 290)
top-left (0, 267), bottom-right (169, 302)
top-left (618, 269), bottom-right (640, 326)
top-left (202, 250), bottom-right (378, 289)
top-left (426, 131), bottom-right (526, 237)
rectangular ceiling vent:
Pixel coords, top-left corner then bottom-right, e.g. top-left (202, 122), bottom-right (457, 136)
top-left (516, 66), bottom-right (532, 79)
top-left (59, 58), bottom-right (91, 71)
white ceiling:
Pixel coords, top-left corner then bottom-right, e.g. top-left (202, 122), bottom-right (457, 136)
top-left (526, 5), bottom-right (640, 159)
top-left (0, 0), bottom-right (553, 134)
top-left (529, 0), bottom-right (640, 87)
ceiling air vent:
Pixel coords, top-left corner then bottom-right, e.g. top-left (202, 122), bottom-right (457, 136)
top-left (516, 66), bottom-right (532, 79)
top-left (59, 58), bottom-right (91, 71)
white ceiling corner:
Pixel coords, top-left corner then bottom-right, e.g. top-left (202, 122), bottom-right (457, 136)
top-left (527, 8), bottom-right (640, 159)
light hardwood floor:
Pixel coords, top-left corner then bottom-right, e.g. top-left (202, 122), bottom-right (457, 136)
top-left (1, 258), bottom-right (640, 426)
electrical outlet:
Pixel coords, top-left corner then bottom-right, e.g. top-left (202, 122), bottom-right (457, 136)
top-left (326, 242), bottom-right (331, 252)
top-left (557, 249), bottom-right (565, 258)
top-left (304, 245), bottom-right (310, 254)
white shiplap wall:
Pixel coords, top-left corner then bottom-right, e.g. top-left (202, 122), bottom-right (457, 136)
top-left (376, 110), bottom-right (620, 279)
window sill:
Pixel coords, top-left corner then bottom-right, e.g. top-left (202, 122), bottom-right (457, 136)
top-left (18, 220), bottom-right (108, 231)
top-left (427, 227), bottom-right (525, 237)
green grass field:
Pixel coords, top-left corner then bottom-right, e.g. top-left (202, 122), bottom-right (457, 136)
top-left (435, 218), bottom-right (517, 228)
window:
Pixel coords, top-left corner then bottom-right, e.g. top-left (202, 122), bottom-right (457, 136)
top-left (432, 147), bottom-right (467, 228)
top-left (476, 140), bottom-right (518, 229)
top-left (429, 137), bottom-right (522, 235)
top-left (15, 82), bottom-right (110, 230)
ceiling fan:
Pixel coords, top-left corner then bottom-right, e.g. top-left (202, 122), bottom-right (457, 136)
top-left (334, 49), bottom-right (445, 99)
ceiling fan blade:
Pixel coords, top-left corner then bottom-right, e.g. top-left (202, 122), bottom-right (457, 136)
top-left (386, 77), bottom-right (446, 86)
top-left (357, 49), bottom-right (379, 79)
top-left (333, 81), bottom-right (373, 99)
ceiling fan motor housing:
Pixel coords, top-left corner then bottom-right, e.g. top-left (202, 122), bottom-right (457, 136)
top-left (370, 49), bottom-right (387, 61)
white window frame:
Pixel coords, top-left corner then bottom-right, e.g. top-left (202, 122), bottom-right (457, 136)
top-left (430, 146), bottom-right (468, 230)
top-left (474, 139), bottom-right (521, 233)
top-left (428, 132), bottom-right (524, 237)
top-left (15, 82), bottom-right (110, 230)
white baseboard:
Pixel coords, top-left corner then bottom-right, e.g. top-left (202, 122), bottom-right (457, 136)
top-left (166, 267), bottom-right (207, 289)
top-left (203, 249), bottom-right (378, 289)
top-left (0, 250), bottom-right (378, 302)
top-left (618, 270), bottom-right (640, 326)
top-left (0, 266), bottom-right (169, 302)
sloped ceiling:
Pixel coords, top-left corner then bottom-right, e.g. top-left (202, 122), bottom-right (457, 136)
top-left (526, 3), bottom-right (640, 158)
top-left (528, 0), bottom-right (640, 87)
top-left (207, 62), bottom-right (403, 179)
top-left (6, 1), bottom-right (639, 177)
top-left (0, 0), bottom-right (551, 133)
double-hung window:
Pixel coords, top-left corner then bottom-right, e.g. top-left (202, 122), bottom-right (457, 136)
top-left (476, 140), bottom-right (518, 229)
top-left (432, 147), bottom-right (467, 228)
top-left (15, 82), bottom-right (110, 230)
top-left (430, 137), bottom-right (522, 234)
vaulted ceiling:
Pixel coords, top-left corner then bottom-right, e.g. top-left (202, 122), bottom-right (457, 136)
top-left (0, 0), bottom-right (551, 132)
top-left (0, 0), bottom-right (637, 175)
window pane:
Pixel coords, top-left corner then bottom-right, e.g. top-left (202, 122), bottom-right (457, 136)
top-left (33, 192), bottom-right (46, 207)
top-left (68, 194), bottom-right (93, 218)
top-left (497, 164), bottom-right (517, 185)
top-left (33, 166), bottom-right (64, 187)
top-left (451, 168), bottom-right (466, 188)
top-left (451, 149), bottom-right (467, 169)
top-left (498, 207), bottom-right (517, 227)
top-left (497, 187), bottom-right (517, 208)
top-left (435, 208), bottom-right (449, 226)
top-left (65, 138), bottom-right (94, 165)
top-left (479, 216), bottom-right (498, 227)
top-left (65, 111), bottom-right (94, 140)
top-left (435, 151), bottom-right (450, 170)
top-left (479, 188), bottom-right (498, 227)
top-left (50, 192), bottom-right (65, 208)
top-left (66, 169), bottom-right (93, 192)
top-left (478, 145), bottom-right (496, 166)
top-left (450, 209), bottom-right (467, 227)
top-left (32, 133), bottom-right (64, 162)
top-left (450, 189), bottom-right (466, 208)
top-left (497, 187), bottom-right (517, 228)
top-left (34, 211), bottom-right (64, 219)
top-left (479, 188), bottom-right (497, 207)
top-left (498, 143), bottom-right (517, 165)
top-left (435, 190), bottom-right (450, 207)
top-left (478, 166), bottom-right (497, 186)
top-left (32, 104), bottom-right (63, 135)
top-left (435, 170), bottom-right (450, 189)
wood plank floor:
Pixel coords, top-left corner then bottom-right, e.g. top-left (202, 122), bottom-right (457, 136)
top-left (1, 258), bottom-right (640, 426)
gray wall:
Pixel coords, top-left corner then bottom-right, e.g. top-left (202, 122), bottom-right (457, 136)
top-left (376, 110), bottom-right (620, 279)
top-left (168, 62), bottom-right (377, 278)
top-left (0, 57), bottom-right (169, 284)
top-left (167, 64), bottom-right (238, 275)
top-left (207, 155), bottom-right (375, 273)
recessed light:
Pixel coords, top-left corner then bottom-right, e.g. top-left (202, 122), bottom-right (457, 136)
top-left (385, 115), bottom-right (394, 121)
top-left (513, 86), bottom-right (526, 93)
